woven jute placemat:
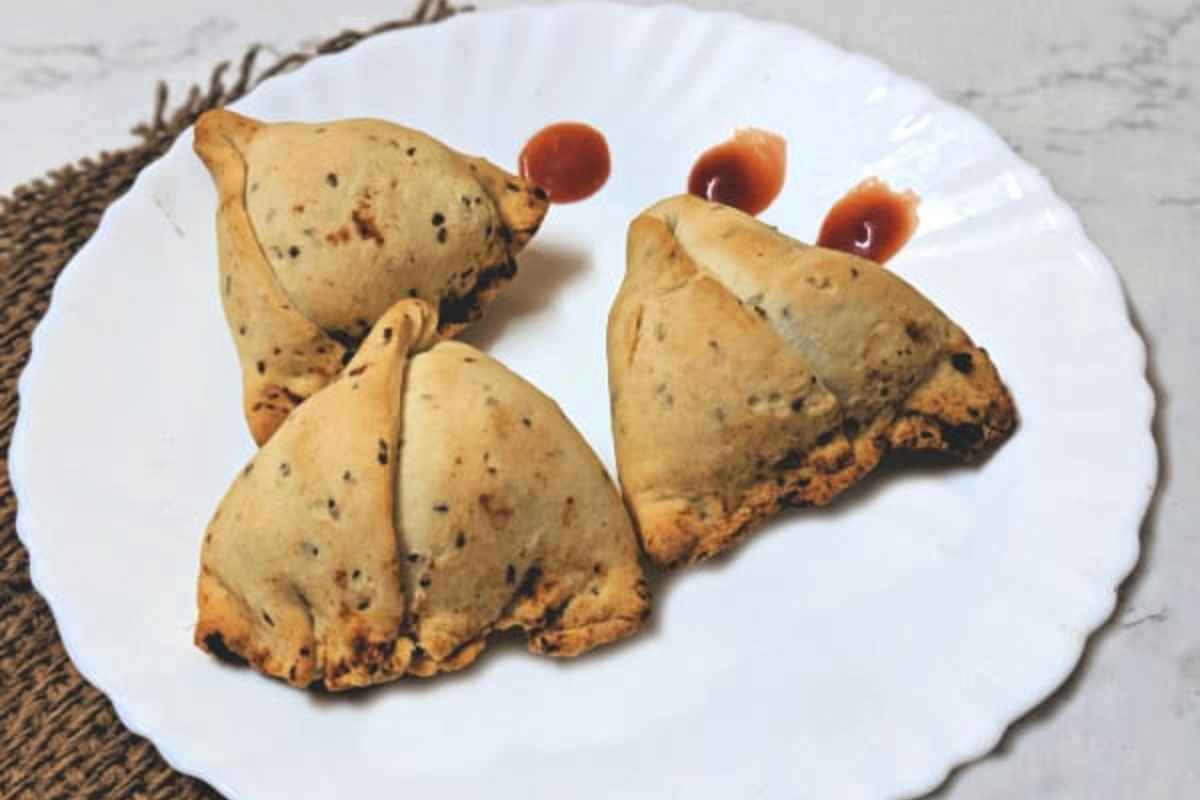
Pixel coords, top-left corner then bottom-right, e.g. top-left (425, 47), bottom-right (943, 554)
top-left (0, 3), bottom-right (465, 797)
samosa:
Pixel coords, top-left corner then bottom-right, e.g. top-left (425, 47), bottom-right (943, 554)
top-left (194, 109), bottom-right (550, 444)
top-left (197, 300), bottom-right (647, 690)
top-left (608, 195), bottom-right (1016, 567)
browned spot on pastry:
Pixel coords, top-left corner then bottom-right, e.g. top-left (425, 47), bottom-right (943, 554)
top-left (515, 564), bottom-right (543, 598)
top-left (774, 450), bottom-right (803, 470)
top-left (325, 226), bottom-right (351, 245)
top-left (335, 569), bottom-right (348, 588)
top-left (348, 364), bottom-right (369, 377)
top-left (904, 320), bottom-right (928, 342)
top-left (951, 352), bottom-right (974, 373)
top-left (351, 204), bottom-right (384, 245)
top-left (326, 173), bottom-right (338, 187)
top-left (478, 494), bottom-right (515, 529)
top-left (561, 496), bottom-right (578, 526)
top-left (813, 446), bottom-right (855, 474)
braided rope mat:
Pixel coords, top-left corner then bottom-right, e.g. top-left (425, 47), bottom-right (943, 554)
top-left (0, 3), bottom-right (464, 796)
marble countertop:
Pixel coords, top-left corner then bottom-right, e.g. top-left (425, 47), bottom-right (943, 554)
top-left (4, 0), bottom-right (1196, 797)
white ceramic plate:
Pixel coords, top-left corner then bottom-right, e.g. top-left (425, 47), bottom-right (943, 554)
top-left (11, 4), bottom-right (1155, 799)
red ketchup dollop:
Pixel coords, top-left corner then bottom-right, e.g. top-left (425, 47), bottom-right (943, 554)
top-left (518, 122), bottom-right (611, 203)
top-left (688, 128), bottom-right (787, 216)
top-left (816, 178), bottom-right (920, 264)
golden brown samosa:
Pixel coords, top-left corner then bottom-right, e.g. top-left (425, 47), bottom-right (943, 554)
top-left (194, 109), bottom-right (549, 444)
top-left (608, 195), bottom-right (1016, 567)
top-left (197, 300), bottom-right (648, 690)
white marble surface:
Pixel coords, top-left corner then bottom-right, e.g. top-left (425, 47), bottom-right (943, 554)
top-left (3, 0), bottom-right (1196, 798)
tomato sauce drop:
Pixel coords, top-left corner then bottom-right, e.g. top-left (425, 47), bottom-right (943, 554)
top-left (688, 128), bottom-right (787, 216)
top-left (518, 122), bottom-right (611, 203)
top-left (816, 178), bottom-right (920, 264)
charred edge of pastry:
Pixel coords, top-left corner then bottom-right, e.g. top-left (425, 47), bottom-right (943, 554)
top-left (642, 424), bottom-right (885, 567)
top-left (200, 538), bottom-right (642, 687)
top-left (335, 580), bottom-right (652, 685)
top-left (889, 402), bottom-right (1017, 458)
top-left (201, 631), bottom-right (247, 666)
top-left (528, 586), bottom-right (651, 658)
top-left (302, 257), bottom-right (519, 366)
top-left (437, 256), bottom-right (518, 333)
top-left (407, 638), bottom-right (489, 679)
top-left (504, 564), bottom-right (649, 658)
top-left (646, 387), bottom-right (1016, 567)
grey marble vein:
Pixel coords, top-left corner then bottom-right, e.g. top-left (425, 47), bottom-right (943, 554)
top-left (951, 1), bottom-right (1198, 139)
top-left (0, 17), bottom-right (236, 100)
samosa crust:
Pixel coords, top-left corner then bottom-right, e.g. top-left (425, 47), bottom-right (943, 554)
top-left (198, 300), bottom-right (648, 690)
top-left (608, 195), bottom-right (1016, 567)
top-left (193, 108), bottom-right (550, 445)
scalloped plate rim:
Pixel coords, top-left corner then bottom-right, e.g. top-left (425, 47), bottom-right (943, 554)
top-left (10, 4), bottom-right (1156, 799)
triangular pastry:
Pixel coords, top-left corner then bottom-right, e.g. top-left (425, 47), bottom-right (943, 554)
top-left (608, 195), bottom-right (1016, 567)
top-left (194, 109), bottom-right (550, 444)
top-left (197, 299), bottom-right (648, 690)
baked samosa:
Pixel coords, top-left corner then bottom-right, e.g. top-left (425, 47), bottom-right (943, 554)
top-left (194, 109), bottom-right (550, 445)
top-left (197, 299), bottom-right (648, 690)
top-left (608, 195), bottom-right (1016, 567)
